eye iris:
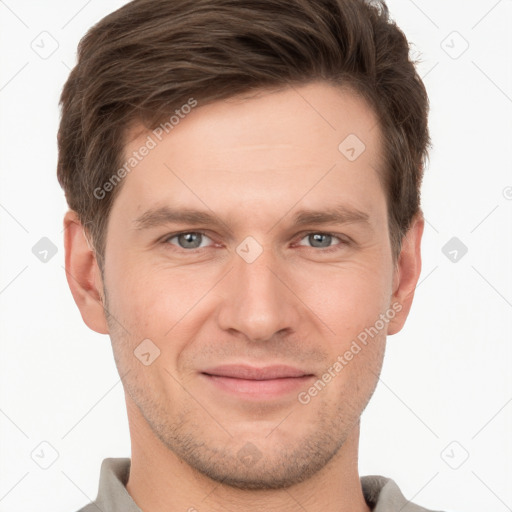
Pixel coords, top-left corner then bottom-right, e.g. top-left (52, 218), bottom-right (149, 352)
top-left (310, 233), bottom-right (332, 248)
top-left (179, 232), bottom-right (202, 248)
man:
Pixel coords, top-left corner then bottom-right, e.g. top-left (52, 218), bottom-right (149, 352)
top-left (58, 0), bottom-right (440, 510)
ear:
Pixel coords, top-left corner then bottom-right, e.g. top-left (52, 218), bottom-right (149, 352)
top-left (63, 210), bottom-right (109, 334)
top-left (387, 212), bottom-right (424, 335)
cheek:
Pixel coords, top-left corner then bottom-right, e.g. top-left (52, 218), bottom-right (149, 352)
top-left (294, 260), bottom-right (392, 338)
top-left (105, 254), bottom-right (216, 341)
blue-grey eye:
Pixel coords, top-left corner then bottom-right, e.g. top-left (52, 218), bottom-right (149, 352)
top-left (167, 232), bottom-right (212, 249)
top-left (309, 233), bottom-right (332, 248)
top-left (298, 233), bottom-right (341, 249)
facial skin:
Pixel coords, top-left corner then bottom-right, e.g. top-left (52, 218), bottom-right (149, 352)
top-left (64, 81), bottom-right (423, 512)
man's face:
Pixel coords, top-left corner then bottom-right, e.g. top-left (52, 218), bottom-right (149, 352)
top-left (98, 82), bottom-right (404, 489)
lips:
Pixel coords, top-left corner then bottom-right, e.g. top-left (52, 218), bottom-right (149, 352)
top-left (201, 364), bottom-right (312, 380)
top-left (200, 364), bottom-right (315, 399)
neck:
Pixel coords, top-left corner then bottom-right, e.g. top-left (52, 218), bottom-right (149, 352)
top-left (125, 397), bottom-right (370, 512)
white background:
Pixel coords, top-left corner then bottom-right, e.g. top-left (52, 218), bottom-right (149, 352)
top-left (0, 1), bottom-right (511, 511)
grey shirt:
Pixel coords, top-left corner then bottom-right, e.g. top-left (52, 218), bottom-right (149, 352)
top-left (76, 458), bottom-right (443, 512)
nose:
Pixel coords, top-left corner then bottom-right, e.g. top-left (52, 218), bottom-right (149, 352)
top-left (215, 244), bottom-right (302, 342)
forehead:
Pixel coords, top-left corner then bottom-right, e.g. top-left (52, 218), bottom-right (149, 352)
top-left (113, 81), bottom-right (385, 226)
top-left (127, 82), bottom-right (380, 156)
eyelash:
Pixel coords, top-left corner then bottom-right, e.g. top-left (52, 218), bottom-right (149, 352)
top-left (161, 231), bottom-right (350, 254)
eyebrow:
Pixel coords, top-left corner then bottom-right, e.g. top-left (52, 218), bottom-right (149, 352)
top-left (133, 204), bottom-right (371, 233)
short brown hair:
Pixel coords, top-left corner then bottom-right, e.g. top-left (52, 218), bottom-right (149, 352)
top-left (57, 0), bottom-right (430, 269)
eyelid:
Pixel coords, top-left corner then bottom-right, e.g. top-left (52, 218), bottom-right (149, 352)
top-left (294, 230), bottom-right (349, 243)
